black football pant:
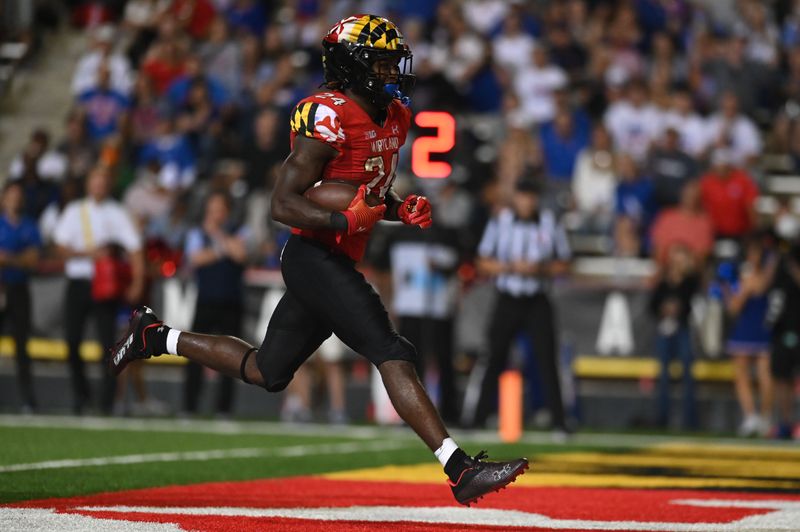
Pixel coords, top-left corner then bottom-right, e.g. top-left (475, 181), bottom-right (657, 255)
top-left (474, 291), bottom-right (566, 429)
top-left (184, 301), bottom-right (242, 415)
top-left (0, 282), bottom-right (36, 407)
top-left (64, 279), bottom-right (119, 414)
top-left (398, 315), bottom-right (459, 422)
top-left (255, 235), bottom-right (416, 392)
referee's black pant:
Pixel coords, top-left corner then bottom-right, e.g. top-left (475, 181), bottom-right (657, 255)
top-left (64, 279), bottom-right (119, 414)
top-left (0, 282), bottom-right (36, 407)
top-left (474, 291), bottom-right (566, 429)
top-left (184, 301), bottom-right (242, 415)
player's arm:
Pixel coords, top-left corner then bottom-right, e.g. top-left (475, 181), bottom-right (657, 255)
top-left (271, 135), bottom-right (345, 230)
top-left (383, 188), bottom-right (403, 221)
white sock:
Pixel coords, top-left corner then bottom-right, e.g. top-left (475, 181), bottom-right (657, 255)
top-left (434, 437), bottom-right (459, 467)
top-left (166, 329), bottom-right (182, 355)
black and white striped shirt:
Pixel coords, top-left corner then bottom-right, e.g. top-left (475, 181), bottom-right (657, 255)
top-left (478, 208), bottom-right (570, 297)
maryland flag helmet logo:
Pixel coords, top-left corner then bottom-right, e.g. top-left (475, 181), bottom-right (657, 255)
top-left (324, 14), bottom-right (406, 51)
top-left (322, 14), bottom-right (415, 108)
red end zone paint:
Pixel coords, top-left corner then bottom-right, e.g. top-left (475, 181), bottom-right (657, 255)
top-left (8, 477), bottom-right (800, 531)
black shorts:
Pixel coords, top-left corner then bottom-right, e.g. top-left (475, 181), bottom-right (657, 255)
top-left (255, 235), bottom-right (415, 391)
top-left (771, 329), bottom-right (800, 379)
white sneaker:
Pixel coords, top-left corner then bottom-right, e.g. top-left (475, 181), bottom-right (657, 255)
top-left (738, 414), bottom-right (761, 437)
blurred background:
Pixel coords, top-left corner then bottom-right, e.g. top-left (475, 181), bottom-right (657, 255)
top-left (0, 0), bottom-right (798, 441)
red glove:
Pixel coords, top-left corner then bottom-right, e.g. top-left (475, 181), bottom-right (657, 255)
top-left (399, 195), bottom-right (433, 229)
top-left (340, 185), bottom-right (387, 236)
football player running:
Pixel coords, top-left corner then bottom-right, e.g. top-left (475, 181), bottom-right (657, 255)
top-left (111, 14), bottom-right (528, 506)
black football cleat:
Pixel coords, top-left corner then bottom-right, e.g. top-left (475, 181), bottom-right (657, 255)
top-left (109, 306), bottom-right (163, 376)
top-left (449, 451), bottom-right (529, 506)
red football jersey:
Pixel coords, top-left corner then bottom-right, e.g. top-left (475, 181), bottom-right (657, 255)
top-left (288, 90), bottom-right (411, 261)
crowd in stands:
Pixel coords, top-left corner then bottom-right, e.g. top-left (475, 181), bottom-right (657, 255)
top-left (2, 0), bottom-right (800, 437)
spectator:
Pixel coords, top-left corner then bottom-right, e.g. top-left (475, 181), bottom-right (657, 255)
top-left (147, 193), bottom-right (191, 251)
top-left (462, 0), bottom-right (510, 36)
top-left (651, 181), bottom-right (714, 266)
top-left (176, 78), bottom-right (220, 156)
top-left (8, 129), bottom-right (67, 182)
top-left (513, 44), bottom-right (568, 126)
top-left (540, 108), bottom-right (591, 184)
top-left (71, 24), bottom-right (134, 97)
top-left (704, 91), bottom-right (762, 168)
top-left (182, 191), bottom-right (249, 418)
top-left (649, 243), bottom-right (699, 429)
top-left (170, 0), bottom-right (216, 40)
top-left (13, 153), bottom-right (59, 221)
top-left (545, 25), bottom-right (587, 81)
top-left (614, 154), bottom-right (654, 256)
top-left (722, 235), bottom-right (775, 437)
top-left (165, 55), bottom-right (228, 112)
top-left (661, 88), bottom-right (709, 158)
top-left (699, 148), bottom-right (759, 239)
top-left (492, 13), bottom-right (536, 74)
top-left (735, 1), bottom-right (779, 67)
top-left (571, 124), bottom-right (616, 235)
top-left (0, 182), bottom-right (42, 413)
top-left (604, 5), bottom-right (646, 85)
top-left (224, 0), bottom-right (267, 38)
top-left (138, 114), bottom-right (196, 191)
top-left (77, 64), bottom-right (131, 143)
top-left (647, 32), bottom-right (688, 87)
top-left (768, 241), bottom-right (800, 439)
top-left (496, 92), bottom-right (544, 201)
top-left (430, 9), bottom-right (489, 110)
top-left (604, 79), bottom-right (661, 163)
top-left (129, 75), bottom-right (162, 147)
top-left (141, 38), bottom-right (187, 95)
top-left (197, 16), bottom-right (242, 98)
top-left (647, 127), bottom-right (698, 209)
top-left (701, 36), bottom-right (773, 119)
top-left (122, 0), bottom-right (170, 68)
top-left (53, 165), bottom-right (145, 414)
top-left (57, 110), bottom-right (98, 181)
top-left (474, 179), bottom-right (570, 434)
top-left (123, 162), bottom-right (174, 227)
top-left (241, 106), bottom-right (288, 192)
top-left (39, 178), bottom-right (82, 247)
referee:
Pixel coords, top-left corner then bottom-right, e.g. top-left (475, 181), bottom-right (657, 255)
top-left (473, 179), bottom-right (570, 431)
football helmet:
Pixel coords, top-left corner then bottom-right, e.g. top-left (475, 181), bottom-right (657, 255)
top-left (322, 14), bottom-right (415, 108)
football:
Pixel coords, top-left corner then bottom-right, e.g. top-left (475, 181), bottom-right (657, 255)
top-left (303, 180), bottom-right (383, 211)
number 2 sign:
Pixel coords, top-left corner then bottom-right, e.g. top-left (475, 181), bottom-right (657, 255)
top-left (411, 111), bottom-right (455, 179)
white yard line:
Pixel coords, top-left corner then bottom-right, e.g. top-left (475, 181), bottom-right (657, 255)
top-left (1, 414), bottom-right (798, 451)
top-left (70, 503), bottom-right (800, 531)
top-left (0, 440), bottom-right (412, 474)
top-left (0, 414), bottom-right (414, 441)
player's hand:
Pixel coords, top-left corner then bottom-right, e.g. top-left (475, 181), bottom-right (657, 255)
top-left (399, 195), bottom-right (432, 229)
top-left (341, 185), bottom-right (386, 236)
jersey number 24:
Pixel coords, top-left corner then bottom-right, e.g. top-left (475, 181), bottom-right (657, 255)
top-left (364, 152), bottom-right (398, 198)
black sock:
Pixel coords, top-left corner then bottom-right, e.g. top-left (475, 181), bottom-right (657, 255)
top-left (144, 324), bottom-right (170, 356)
top-left (444, 448), bottom-right (470, 483)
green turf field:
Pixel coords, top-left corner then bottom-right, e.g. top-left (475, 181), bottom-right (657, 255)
top-left (5, 416), bottom-right (800, 531)
top-left (0, 416), bottom-right (589, 504)
top-left (2, 415), bottom-right (798, 505)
